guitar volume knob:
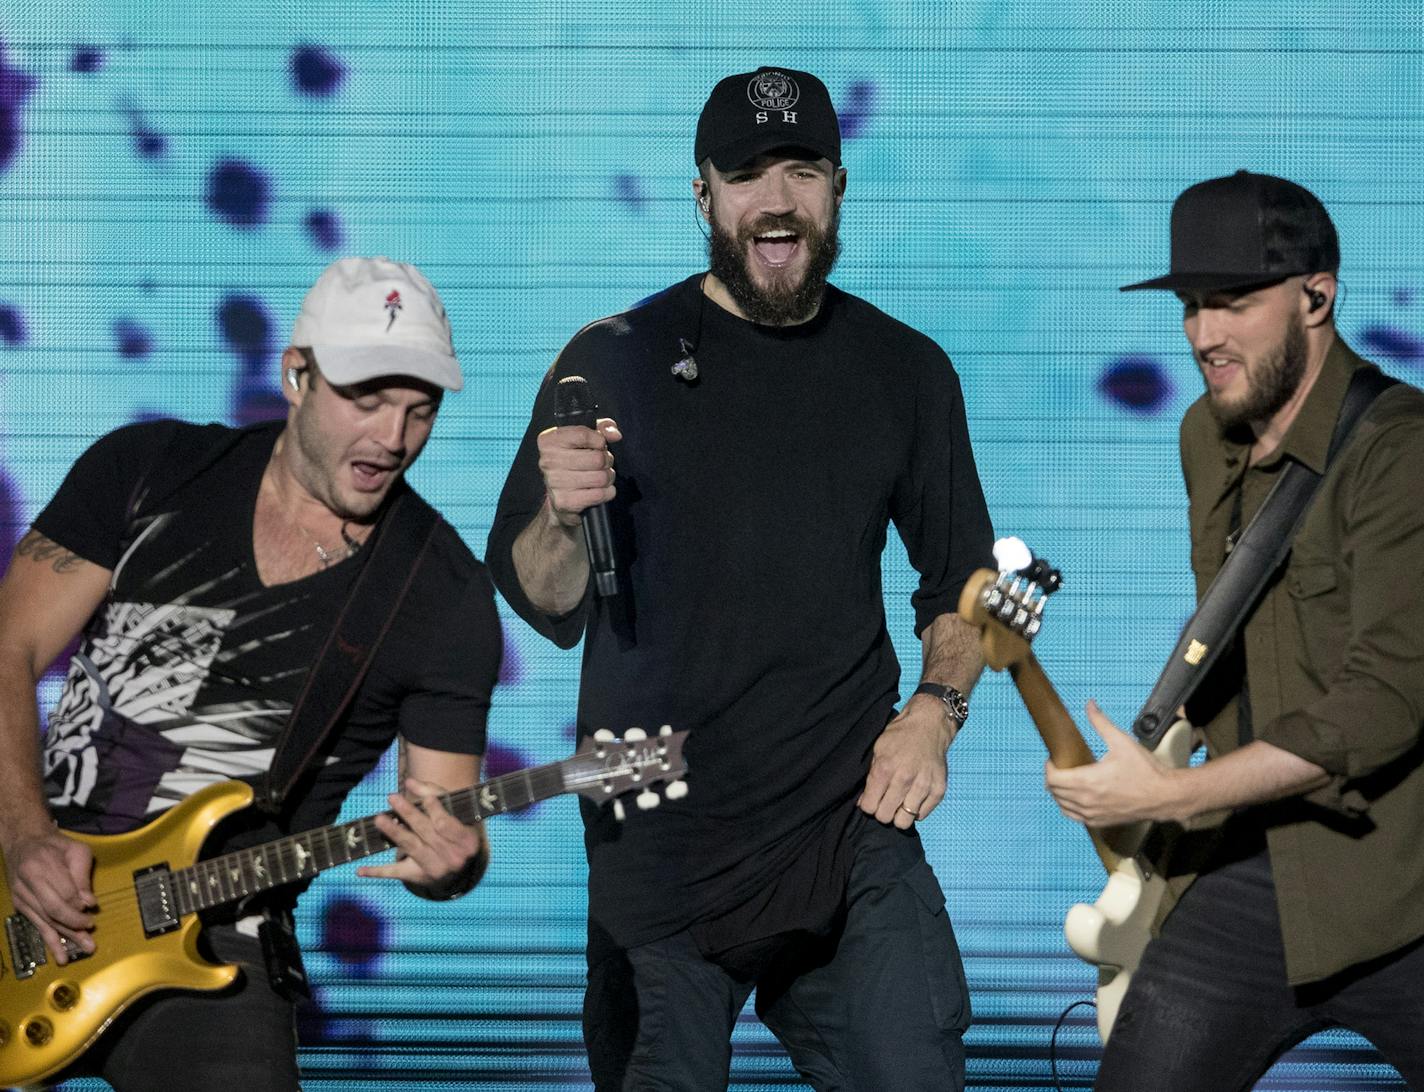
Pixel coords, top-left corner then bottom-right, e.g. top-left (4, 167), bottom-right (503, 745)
top-left (23, 1015), bottom-right (54, 1047)
top-left (50, 981), bottom-right (81, 1011)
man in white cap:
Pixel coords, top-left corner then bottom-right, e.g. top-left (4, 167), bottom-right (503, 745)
top-left (0, 257), bottom-right (501, 1087)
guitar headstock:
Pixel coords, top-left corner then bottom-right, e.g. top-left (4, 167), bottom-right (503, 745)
top-left (565, 726), bottom-right (689, 820)
top-left (957, 537), bottom-right (1062, 671)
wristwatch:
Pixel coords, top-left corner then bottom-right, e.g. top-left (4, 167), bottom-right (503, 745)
top-left (913, 682), bottom-right (969, 730)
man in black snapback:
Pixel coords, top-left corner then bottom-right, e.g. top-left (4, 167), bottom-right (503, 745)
top-left (1047, 172), bottom-right (1424, 1090)
top-left (488, 66), bottom-right (994, 1089)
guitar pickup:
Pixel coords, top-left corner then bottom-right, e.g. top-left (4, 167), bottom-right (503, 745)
top-left (135, 865), bottom-right (180, 937)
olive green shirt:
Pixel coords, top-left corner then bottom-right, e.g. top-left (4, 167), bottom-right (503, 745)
top-left (1178, 336), bottom-right (1424, 985)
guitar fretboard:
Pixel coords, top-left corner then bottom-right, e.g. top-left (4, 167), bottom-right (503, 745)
top-left (166, 762), bottom-right (568, 916)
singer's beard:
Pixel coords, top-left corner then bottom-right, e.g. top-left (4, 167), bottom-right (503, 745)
top-left (707, 212), bottom-right (841, 326)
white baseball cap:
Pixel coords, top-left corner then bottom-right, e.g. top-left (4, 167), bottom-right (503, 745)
top-left (291, 257), bottom-right (463, 391)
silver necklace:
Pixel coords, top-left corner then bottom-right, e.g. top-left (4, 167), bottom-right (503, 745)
top-left (302, 522), bottom-right (362, 568)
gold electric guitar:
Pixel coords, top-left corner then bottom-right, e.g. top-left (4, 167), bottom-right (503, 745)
top-left (959, 557), bottom-right (1202, 1043)
top-left (0, 728), bottom-right (688, 1088)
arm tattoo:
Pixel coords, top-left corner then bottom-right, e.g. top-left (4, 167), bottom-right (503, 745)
top-left (15, 529), bottom-right (85, 574)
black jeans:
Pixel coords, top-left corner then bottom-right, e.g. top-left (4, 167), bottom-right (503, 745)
top-left (1096, 847), bottom-right (1424, 1091)
top-left (61, 924), bottom-right (302, 1091)
top-left (583, 820), bottom-right (971, 1091)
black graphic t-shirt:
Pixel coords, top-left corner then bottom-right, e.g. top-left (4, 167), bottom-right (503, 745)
top-left (34, 419), bottom-right (501, 858)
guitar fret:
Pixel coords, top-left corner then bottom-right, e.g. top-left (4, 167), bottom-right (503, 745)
top-left (173, 871), bottom-right (194, 917)
top-left (312, 827), bottom-right (334, 871)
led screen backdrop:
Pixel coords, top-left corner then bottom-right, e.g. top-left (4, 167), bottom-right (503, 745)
top-left (1, 2), bottom-right (1421, 1089)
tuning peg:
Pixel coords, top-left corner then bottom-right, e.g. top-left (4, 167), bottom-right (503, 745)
top-left (1017, 557), bottom-right (1062, 595)
top-left (612, 799), bottom-right (626, 822)
top-left (594, 729), bottom-right (615, 742)
top-left (993, 536), bottom-right (1033, 573)
top-left (625, 727), bottom-right (647, 743)
top-left (636, 790), bottom-right (660, 810)
top-left (658, 725), bottom-right (673, 736)
top-left (665, 780), bottom-right (689, 800)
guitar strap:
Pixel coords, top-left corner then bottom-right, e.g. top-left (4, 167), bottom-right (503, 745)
top-left (1132, 366), bottom-right (1399, 747)
top-left (258, 486), bottom-right (441, 812)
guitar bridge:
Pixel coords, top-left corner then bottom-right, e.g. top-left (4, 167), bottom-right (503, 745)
top-left (5, 913), bottom-right (47, 981)
top-left (135, 865), bottom-right (181, 937)
top-left (4, 914), bottom-right (93, 980)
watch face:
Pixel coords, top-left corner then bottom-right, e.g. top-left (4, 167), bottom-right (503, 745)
top-left (945, 689), bottom-right (969, 723)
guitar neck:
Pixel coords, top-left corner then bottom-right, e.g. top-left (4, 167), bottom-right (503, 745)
top-left (1008, 652), bottom-right (1124, 873)
top-left (168, 762), bottom-right (568, 916)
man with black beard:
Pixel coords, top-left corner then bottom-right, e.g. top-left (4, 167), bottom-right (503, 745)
top-left (488, 67), bottom-right (994, 1089)
top-left (1047, 172), bottom-right (1424, 1089)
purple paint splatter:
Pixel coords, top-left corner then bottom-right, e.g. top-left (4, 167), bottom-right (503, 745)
top-left (119, 102), bottom-right (167, 160)
top-left (304, 208), bottom-right (343, 250)
top-left (1, 42), bottom-right (39, 174)
top-left (291, 45), bottom-right (345, 97)
top-left (0, 303), bottom-right (25, 345)
top-left (484, 741), bottom-right (543, 818)
top-left (837, 80), bottom-right (875, 141)
top-left (136, 130), bottom-right (167, 158)
top-left (320, 896), bottom-right (386, 969)
top-left (218, 294), bottom-right (272, 363)
top-left (113, 318), bottom-right (153, 358)
top-left (497, 623), bottom-right (522, 684)
top-left (218, 294), bottom-right (285, 424)
top-left (70, 46), bottom-right (104, 74)
top-left (1098, 354), bottom-right (1172, 414)
top-left (613, 173), bottom-right (647, 212)
top-left (206, 159), bottom-right (270, 227)
top-left (1360, 325), bottom-right (1424, 362)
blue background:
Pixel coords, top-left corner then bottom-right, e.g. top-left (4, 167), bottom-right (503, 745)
top-left (2, 3), bottom-right (1421, 1088)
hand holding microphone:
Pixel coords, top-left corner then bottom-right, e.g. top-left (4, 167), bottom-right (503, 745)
top-left (544, 376), bottom-right (620, 597)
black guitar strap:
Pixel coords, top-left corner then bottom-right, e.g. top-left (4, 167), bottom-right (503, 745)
top-left (1132, 366), bottom-right (1399, 747)
top-left (259, 486), bottom-right (441, 811)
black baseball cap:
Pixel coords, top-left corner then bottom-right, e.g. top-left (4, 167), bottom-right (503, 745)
top-left (695, 66), bottom-right (841, 171)
top-left (1121, 170), bottom-right (1339, 293)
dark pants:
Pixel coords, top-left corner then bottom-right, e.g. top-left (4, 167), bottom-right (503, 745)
top-left (584, 821), bottom-right (971, 1091)
top-left (1096, 847), bottom-right (1424, 1091)
top-left (60, 924), bottom-right (302, 1091)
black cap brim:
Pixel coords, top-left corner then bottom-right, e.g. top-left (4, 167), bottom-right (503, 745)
top-left (1120, 271), bottom-right (1295, 293)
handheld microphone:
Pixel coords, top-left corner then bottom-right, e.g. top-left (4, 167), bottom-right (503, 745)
top-left (553, 375), bottom-right (618, 598)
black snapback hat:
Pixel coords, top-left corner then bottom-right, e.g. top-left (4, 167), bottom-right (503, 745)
top-left (1122, 170), bottom-right (1339, 293)
top-left (695, 66), bottom-right (841, 171)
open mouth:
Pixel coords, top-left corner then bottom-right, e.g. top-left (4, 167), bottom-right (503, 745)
top-left (1200, 355), bottom-right (1242, 388)
top-left (752, 228), bottom-right (800, 267)
top-left (351, 460), bottom-right (397, 491)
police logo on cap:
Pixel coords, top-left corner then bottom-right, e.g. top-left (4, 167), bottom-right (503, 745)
top-left (748, 71), bottom-right (799, 111)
